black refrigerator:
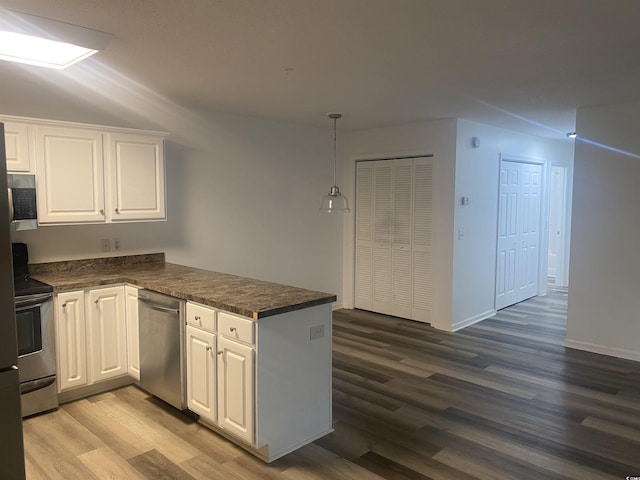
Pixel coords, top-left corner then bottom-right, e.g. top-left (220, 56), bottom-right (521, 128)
top-left (0, 123), bottom-right (27, 479)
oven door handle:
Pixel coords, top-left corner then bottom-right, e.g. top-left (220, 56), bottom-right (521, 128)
top-left (15, 293), bottom-right (53, 309)
top-left (8, 187), bottom-right (14, 221)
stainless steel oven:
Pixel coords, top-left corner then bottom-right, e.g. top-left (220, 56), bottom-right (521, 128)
top-left (15, 287), bottom-right (58, 417)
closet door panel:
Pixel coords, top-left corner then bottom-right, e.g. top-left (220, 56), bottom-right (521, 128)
top-left (411, 158), bottom-right (433, 323)
top-left (355, 163), bottom-right (374, 309)
top-left (355, 157), bottom-right (433, 323)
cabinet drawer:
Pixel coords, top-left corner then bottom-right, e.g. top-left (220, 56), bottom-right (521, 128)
top-left (186, 302), bottom-right (216, 332)
top-left (218, 312), bottom-right (254, 345)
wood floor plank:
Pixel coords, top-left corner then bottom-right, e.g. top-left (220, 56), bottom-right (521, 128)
top-left (128, 449), bottom-right (197, 480)
top-left (178, 454), bottom-right (244, 480)
top-left (78, 447), bottom-right (148, 480)
top-left (581, 415), bottom-right (640, 443)
top-left (93, 395), bottom-right (203, 464)
top-left (63, 398), bottom-right (154, 459)
top-left (279, 443), bottom-right (386, 480)
top-left (22, 407), bottom-right (103, 457)
top-left (353, 451), bottom-right (434, 480)
top-left (364, 439), bottom-right (479, 480)
top-left (21, 424), bottom-right (101, 480)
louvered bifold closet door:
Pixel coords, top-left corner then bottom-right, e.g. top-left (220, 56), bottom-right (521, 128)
top-left (354, 164), bottom-right (374, 310)
top-left (411, 158), bottom-right (433, 322)
top-left (355, 157), bottom-right (433, 323)
top-left (391, 161), bottom-right (413, 318)
top-left (372, 163), bottom-right (393, 315)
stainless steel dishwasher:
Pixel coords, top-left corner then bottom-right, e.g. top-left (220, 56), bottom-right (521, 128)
top-left (138, 290), bottom-right (187, 410)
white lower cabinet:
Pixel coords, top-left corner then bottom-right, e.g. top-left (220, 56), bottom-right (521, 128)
top-left (55, 286), bottom-right (128, 392)
top-left (54, 287), bottom-right (332, 463)
top-left (125, 286), bottom-right (140, 380)
top-left (184, 302), bottom-right (333, 462)
top-left (185, 302), bottom-right (255, 444)
top-left (87, 286), bottom-right (127, 383)
top-left (217, 336), bottom-right (254, 444)
top-left (186, 325), bottom-right (216, 422)
top-left (55, 290), bottom-right (88, 391)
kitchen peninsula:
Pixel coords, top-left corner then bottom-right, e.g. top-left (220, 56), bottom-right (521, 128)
top-left (30, 253), bottom-right (336, 462)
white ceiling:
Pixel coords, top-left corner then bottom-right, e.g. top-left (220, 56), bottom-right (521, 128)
top-left (1, 0), bottom-right (639, 138)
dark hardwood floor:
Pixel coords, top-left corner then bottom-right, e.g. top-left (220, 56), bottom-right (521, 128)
top-left (23, 287), bottom-right (640, 479)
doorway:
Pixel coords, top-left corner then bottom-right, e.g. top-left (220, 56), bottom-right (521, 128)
top-left (548, 165), bottom-right (569, 287)
top-left (495, 158), bottom-right (543, 310)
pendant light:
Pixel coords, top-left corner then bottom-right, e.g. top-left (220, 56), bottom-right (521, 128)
top-left (320, 113), bottom-right (351, 213)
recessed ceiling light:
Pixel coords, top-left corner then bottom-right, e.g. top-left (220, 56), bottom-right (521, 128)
top-left (0, 9), bottom-right (111, 70)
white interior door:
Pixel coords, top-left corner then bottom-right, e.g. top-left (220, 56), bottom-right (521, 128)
top-left (496, 160), bottom-right (542, 310)
top-left (548, 166), bottom-right (567, 283)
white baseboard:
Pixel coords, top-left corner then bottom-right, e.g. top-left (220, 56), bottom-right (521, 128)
top-left (451, 309), bottom-right (496, 332)
top-left (331, 301), bottom-right (344, 311)
top-left (563, 339), bottom-right (640, 362)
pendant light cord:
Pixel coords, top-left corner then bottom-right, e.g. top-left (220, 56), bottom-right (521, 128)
top-left (333, 115), bottom-right (337, 186)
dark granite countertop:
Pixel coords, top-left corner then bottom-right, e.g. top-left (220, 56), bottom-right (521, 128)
top-left (30, 254), bottom-right (336, 320)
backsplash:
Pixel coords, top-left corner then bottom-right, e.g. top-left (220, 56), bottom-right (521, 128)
top-left (29, 253), bottom-right (165, 274)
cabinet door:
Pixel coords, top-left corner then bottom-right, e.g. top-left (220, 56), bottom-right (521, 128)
top-left (35, 126), bottom-right (105, 224)
top-left (217, 336), bottom-right (254, 444)
top-left (55, 291), bottom-right (87, 391)
top-left (106, 132), bottom-right (166, 221)
top-left (186, 325), bottom-right (216, 423)
top-left (3, 122), bottom-right (31, 172)
top-left (87, 286), bottom-right (127, 383)
top-left (124, 286), bottom-right (140, 380)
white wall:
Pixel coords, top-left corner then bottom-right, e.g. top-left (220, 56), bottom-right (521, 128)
top-left (10, 108), bottom-right (344, 303)
top-left (565, 101), bottom-right (640, 361)
top-left (452, 119), bottom-right (573, 330)
top-left (342, 119), bottom-right (458, 330)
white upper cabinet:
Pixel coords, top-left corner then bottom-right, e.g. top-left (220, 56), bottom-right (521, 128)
top-left (3, 122), bottom-right (32, 172)
top-left (106, 132), bottom-right (166, 222)
top-left (1, 114), bottom-right (169, 225)
top-left (35, 126), bottom-right (106, 224)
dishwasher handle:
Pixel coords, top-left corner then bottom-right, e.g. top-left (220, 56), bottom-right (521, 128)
top-left (138, 297), bottom-right (181, 315)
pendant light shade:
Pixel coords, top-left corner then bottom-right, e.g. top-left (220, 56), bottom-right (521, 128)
top-left (320, 113), bottom-right (350, 213)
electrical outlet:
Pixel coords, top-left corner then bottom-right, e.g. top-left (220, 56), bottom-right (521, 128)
top-left (101, 239), bottom-right (111, 252)
top-left (112, 238), bottom-right (121, 251)
top-left (310, 325), bottom-right (325, 340)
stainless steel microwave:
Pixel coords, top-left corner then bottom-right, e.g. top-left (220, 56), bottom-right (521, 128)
top-left (7, 174), bottom-right (37, 230)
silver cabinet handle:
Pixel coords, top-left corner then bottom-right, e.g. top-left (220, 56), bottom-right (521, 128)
top-left (229, 327), bottom-right (237, 332)
top-left (195, 315), bottom-right (201, 322)
top-left (94, 299), bottom-right (99, 304)
top-left (206, 346), bottom-right (212, 351)
top-left (100, 209), bottom-right (104, 215)
top-left (115, 207), bottom-right (120, 214)
top-left (217, 351), bottom-right (223, 355)
top-left (62, 303), bottom-right (67, 308)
